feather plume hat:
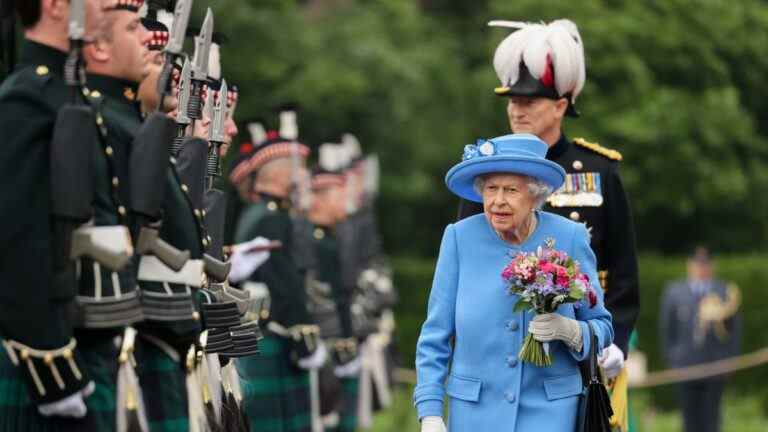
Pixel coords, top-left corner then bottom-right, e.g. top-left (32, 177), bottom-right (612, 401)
top-left (489, 19), bottom-right (586, 117)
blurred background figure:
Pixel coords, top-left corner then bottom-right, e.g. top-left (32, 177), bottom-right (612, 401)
top-left (660, 246), bottom-right (741, 432)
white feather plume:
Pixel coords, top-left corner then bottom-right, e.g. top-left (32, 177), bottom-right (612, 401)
top-left (279, 110), bottom-right (298, 141)
top-left (208, 43), bottom-right (221, 81)
top-left (248, 122), bottom-right (266, 145)
top-left (157, 9), bottom-right (175, 32)
top-left (319, 144), bottom-right (341, 172)
top-left (490, 18), bottom-right (586, 102)
top-left (341, 133), bottom-right (362, 160)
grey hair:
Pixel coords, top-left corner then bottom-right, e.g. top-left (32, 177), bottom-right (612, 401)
top-left (474, 174), bottom-right (553, 209)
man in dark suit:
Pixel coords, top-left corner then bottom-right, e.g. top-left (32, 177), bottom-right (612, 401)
top-left (660, 247), bottom-right (741, 432)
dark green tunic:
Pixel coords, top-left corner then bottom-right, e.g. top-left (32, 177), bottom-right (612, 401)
top-left (0, 40), bottom-right (104, 431)
top-left (234, 195), bottom-right (313, 432)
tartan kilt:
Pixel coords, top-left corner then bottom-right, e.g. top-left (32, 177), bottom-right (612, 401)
top-left (134, 338), bottom-right (188, 432)
top-left (0, 338), bottom-right (119, 432)
top-left (236, 334), bottom-right (311, 432)
top-left (335, 377), bottom-right (358, 432)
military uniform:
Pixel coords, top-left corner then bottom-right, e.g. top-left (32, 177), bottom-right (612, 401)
top-left (235, 194), bottom-right (315, 432)
top-left (0, 39), bottom-right (92, 432)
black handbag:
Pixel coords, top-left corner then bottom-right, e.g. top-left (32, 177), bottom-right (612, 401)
top-left (577, 322), bottom-right (614, 432)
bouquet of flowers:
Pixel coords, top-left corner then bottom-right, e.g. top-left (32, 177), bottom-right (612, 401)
top-left (501, 238), bottom-right (597, 366)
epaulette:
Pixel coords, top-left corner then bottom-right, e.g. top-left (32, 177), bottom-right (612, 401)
top-left (573, 137), bottom-right (623, 161)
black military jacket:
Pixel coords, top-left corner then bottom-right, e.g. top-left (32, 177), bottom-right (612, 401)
top-left (309, 226), bottom-right (354, 339)
top-left (0, 40), bottom-right (90, 402)
top-left (458, 133), bottom-right (639, 355)
top-left (234, 194), bottom-right (313, 327)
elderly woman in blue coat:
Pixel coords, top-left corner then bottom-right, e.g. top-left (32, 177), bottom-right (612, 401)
top-left (414, 134), bottom-right (613, 431)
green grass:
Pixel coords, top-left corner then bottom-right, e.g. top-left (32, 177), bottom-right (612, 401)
top-left (368, 386), bottom-right (768, 431)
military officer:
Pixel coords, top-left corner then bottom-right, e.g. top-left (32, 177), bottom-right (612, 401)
top-left (0, 0), bottom-right (106, 428)
top-left (458, 19), bottom-right (640, 430)
top-left (232, 112), bottom-right (326, 432)
top-left (660, 247), bottom-right (741, 432)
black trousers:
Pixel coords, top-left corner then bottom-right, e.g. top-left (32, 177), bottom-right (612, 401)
top-left (678, 379), bottom-right (725, 432)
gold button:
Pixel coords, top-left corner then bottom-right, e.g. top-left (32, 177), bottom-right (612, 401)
top-left (194, 209), bottom-right (201, 218)
top-left (20, 349), bottom-right (29, 360)
top-left (169, 157), bottom-right (177, 165)
top-left (112, 177), bottom-right (119, 187)
top-left (202, 238), bottom-right (209, 247)
top-left (267, 202), bottom-right (278, 211)
top-left (573, 160), bottom-right (583, 170)
top-left (118, 206), bottom-right (127, 216)
top-left (569, 211), bottom-right (580, 221)
top-left (192, 311), bottom-right (200, 321)
top-left (181, 184), bottom-right (189, 193)
top-left (105, 146), bottom-right (113, 156)
top-left (96, 115), bottom-right (104, 126)
top-left (35, 65), bottom-right (49, 76)
top-left (91, 90), bottom-right (102, 98)
top-left (44, 353), bottom-right (53, 365)
top-left (313, 228), bottom-right (325, 240)
top-left (206, 236), bottom-right (212, 243)
top-left (82, 88), bottom-right (90, 97)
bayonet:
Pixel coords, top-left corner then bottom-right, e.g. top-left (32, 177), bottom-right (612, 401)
top-left (165, 0), bottom-right (192, 56)
top-left (191, 8), bottom-right (213, 81)
top-left (64, 0), bottom-right (86, 88)
top-left (156, 0), bottom-right (193, 104)
top-left (205, 80), bottom-right (225, 189)
top-left (172, 58), bottom-right (192, 155)
top-left (187, 8), bottom-right (213, 120)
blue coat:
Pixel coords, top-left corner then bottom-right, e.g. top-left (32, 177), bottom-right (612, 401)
top-left (414, 212), bottom-right (613, 431)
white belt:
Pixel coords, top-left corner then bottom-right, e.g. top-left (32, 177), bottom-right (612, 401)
top-left (138, 256), bottom-right (204, 287)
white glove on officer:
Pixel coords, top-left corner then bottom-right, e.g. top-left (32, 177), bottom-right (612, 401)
top-left (529, 313), bottom-right (583, 352)
top-left (37, 381), bottom-right (95, 418)
top-left (333, 355), bottom-right (361, 378)
top-left (228, 237), bottom-right (272, 284)
top-left (297, 342), bottom-right (328, 370)
top-left (598, 343), bottom-right (624, 379)
top-left (420, 416), bottom-right (447, 432)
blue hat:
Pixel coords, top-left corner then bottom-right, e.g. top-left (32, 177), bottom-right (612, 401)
top-left (445, 133), bottom-right (565, 203)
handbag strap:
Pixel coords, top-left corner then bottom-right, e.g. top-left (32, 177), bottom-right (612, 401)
top-left (586, 321), bottom-right (600, 383)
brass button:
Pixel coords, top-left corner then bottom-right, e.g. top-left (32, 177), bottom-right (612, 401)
top-left (118, 206), bottom-right (127, 216)
top-left (82, 88), bottom-right (90, 97)
top-left (192, 311), bottom-right (200, 321)
top-left (112, 177), bottom-right (119, 187)
top-left (569, 211), bottom-right (580, 221)
top-left (96, 115), bottom-right (104, 126)
top-left (35, 65), bottom-right (49, 76)
top-left (201, 210), bottom-right (206, 217)
top-left (573, 160), bottom-right (583, 170)
top-left (202, 238), bottom-right (209, 247)
top-left (313, 228), bottom-right (325, 240)
top-left (267, 201), bottom-right (278, 211)
top-left (90, 90), bottom-right (102, 98)
top-left (105, 146), bottom-right (113, 156)
top-left (169, 156), bottom-right (177, 165)
top-left (181, 184), bottom-right (189, 193)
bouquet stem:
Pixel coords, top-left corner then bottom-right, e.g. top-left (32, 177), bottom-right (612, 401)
top-left (519, 334), bottom-right (553, 367)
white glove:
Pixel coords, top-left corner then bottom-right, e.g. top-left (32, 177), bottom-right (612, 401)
top-left (598, 343), bottom-right (625, 379)
top-left (37, 381), bottom-right (95, 418)
top-left (297, 342), bottom-right (328, 370)
top-left (421, 416), bottom-right (447, 432)
top-left (334, 356), bottom-right (361, 378)
top-left (529, 313), bottom-right (583, 352)
top-left (228, 237), bottom-right (272, 283)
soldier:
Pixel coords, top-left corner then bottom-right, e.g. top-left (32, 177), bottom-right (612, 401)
top-left (232, 113), bottom-right (326, 432)
top-left (463, 19), bottom-right (640, 430)
top-left (0, 0), bottom-right (106, 428)
top-left (307, 145), bottom-right (361, 432)
top-left (131, 2), bottom-right (211, 430)
top-left (660, 247), bottom-right (741, 432)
